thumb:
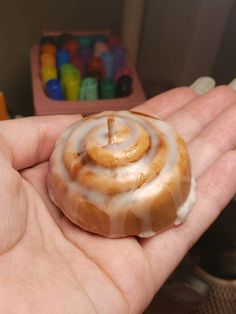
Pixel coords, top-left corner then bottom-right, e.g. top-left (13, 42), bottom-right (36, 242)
top-left (0, 150), bottom-right (27, 254)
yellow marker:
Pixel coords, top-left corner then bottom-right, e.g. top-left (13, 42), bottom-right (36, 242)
top-left (0, 91), bottom-right (9, 120)
top-left (40, 66), bottom-right (57, 86)
top-left (64, 75), bottom-right (80, 100)
top-left (40, 53), bottom-right (56, 67)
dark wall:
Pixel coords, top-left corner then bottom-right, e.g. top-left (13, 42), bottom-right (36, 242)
top-left (213, 0), bottom-right (236, 84)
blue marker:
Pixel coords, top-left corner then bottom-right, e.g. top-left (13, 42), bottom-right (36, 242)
top-left (101, 52), bottom-right (114, 79)
top-left (46, 79), bottom-right (64, 100)
top-left (56, 49), bottom-right (70, 69)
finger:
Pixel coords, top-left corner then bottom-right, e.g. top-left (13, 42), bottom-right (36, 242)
top-left (167, 86), bottom-right (236, 142)
top-left (140, 150), bottom-right (236, 289)
top-left (0, 114), bottom-right (81, 170)
top-left (133, 87), bottom-right (198, 119)
top-left (189, 104), bottom-right (236, 178)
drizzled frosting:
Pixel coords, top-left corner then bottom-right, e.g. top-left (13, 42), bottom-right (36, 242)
top-left (48, 111), bottom-right (196, 238)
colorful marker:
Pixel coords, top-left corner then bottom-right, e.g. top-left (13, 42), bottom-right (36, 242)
top-left (78, 35), bottom-right (92, 47)
top-left (100, 79), bottom-right (115, 99)
top-left (46, 79), bottom-right (64, 100)
top-left (40, 53), bottom-right (56, 68)
top-left (80, 78), bottom-right (98, 100)
top-left (41, 43), bottom-right (56, 56)
top-left (115, 65), bottom-right (132, 82)
top-left (64, 40), bottom-right (79, 55)
top-left (56, 33), bottom-right (74, 49)
top-left (88, 57), bottom-right (104, 80)
top-left (112, 47), bottom-right (126, 77)
top-left (79, 46), bottom-right (92, 76)
top-left (56, 49), bottom-right (70, 69)
top-left (41, 66), bottom-right (57, 86)
top-left (60, 63), bottom-right (78, 79)
top-left (94, 42), bottom-right (109, 57)
top-left (70, 55), bottom-right (84, 77)
top-left (60, 64), bottom-right (80, 93)
top-left (116, 75), bottom-right (132, 97)
top-left (101, 52), bottom-right (114, 79)
top-left (64, 75), bottom-right (80, 100)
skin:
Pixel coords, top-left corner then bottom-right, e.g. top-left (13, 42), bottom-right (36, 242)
top-left (0, 86), bottom-right (236, 313)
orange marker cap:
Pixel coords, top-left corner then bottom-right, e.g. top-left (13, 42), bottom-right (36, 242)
top-left (41, 43), bottom-right (57, 56)
top-left (0, 91), bottom-right (9, 120)
top-left (40, 53), bottom-right (56, 67)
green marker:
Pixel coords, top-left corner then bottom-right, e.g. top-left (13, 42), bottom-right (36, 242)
top-left (100, 79), bottom-right (115, 99)
top-left (60, 63), bottom-right (80, 80)
top-left (60, 64), bottom-right (80, 94)
top-left (78, 35), bottom-right (92, 47)
top-left (80, 78), bottom-right (98, 100)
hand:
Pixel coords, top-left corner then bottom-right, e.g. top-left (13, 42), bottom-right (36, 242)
top-left (0, 86), bottom-right (235, 314)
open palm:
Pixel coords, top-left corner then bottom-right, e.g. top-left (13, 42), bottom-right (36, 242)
top-left (0, 86), bottom-right (236, 314)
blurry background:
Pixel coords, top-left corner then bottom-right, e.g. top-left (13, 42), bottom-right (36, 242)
top-left (0, 1), bottom-right (235, 312)
top-left (0, 0), bottom-right (235, 116)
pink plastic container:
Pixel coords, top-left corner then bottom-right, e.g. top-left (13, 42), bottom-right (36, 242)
top-left (30, 31), bottom-right (146, 116)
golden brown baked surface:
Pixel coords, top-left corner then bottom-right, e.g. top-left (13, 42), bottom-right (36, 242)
top-left (47, 111), bottom-right (195, 238)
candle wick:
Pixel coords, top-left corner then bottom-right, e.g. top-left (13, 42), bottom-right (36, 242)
top-left (107, 116), bottom-right (115, 144)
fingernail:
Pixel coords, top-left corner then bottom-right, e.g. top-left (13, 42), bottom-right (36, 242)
top-left (190, 77), bottom-right (215, 95)
top-left (228, 78), bottom-right (236, 91)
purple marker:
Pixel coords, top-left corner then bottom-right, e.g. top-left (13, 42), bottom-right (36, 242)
top-left (112, 47), bottom-right (126, 77)
top-left (79, 46), bottom-right (92, 76)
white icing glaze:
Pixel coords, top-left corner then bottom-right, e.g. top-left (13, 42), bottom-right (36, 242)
top-left (138, 178), bottom-right (196, 238)
top-left (138, 231), bottom-right (156, 238)
top-left (49, 111), bottom-right (195, 237)
top-left (174, 178), bottom-right (196, 225)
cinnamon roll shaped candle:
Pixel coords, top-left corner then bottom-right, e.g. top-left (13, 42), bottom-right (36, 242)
top-left (48, 111), bottom-right (196, 238)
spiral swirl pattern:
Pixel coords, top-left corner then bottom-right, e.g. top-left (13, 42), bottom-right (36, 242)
top-left (48, 111), bottom-right (195, 238)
